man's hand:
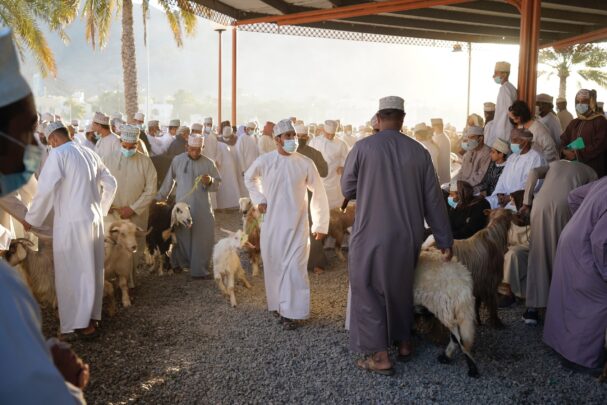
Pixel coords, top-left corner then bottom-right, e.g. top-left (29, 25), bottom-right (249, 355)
top-left (258, 203), bottom-right (267, 214)
top-left (313, 232), bottom-right (326, 241)
top-left (118, 207), bottom-right (135, 219)
top-left (562, 149), bottom-right (576, 160)
top-left (201, 175), bottom-right (212, 187)
top-left (22, 220), bottom-right (32, 232)
top-left (49, 339), bottom-right (90, 390)
top-left (336, 167), bottom-right (344, 176)
top-left (441, 247), bottom-right (453, 262)
top-left (519, 204), bottom-right (531, 217)
top-left (497, 193), bottom-right (510, 207)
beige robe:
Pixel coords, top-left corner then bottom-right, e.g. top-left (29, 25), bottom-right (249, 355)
top-left (454, 144), bottom-right (492, 191)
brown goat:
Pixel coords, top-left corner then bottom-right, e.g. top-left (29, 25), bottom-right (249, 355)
top-left (452, 208), bottom-right (514, 328)
top-left (239, 198), bottom-right (262, 276)
top-left (328, 204), bottom-right (356, 262)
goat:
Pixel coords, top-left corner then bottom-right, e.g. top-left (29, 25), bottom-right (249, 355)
top-left (146, 201), bottom-right (193, 275)
top-left (105, 220), bottom-right (150, 309)
top-left (239, 197), bottom-right (262, 276)
top-left (212, 228), bottom-right (252, 307)
top-left (414, 249), bottom-right (478, 378)
top-left (6, 238), bottom-right (56, 309)
top-left (328, 203), bottom-right (356, 262)
top-left (452, 208), bottom-right (513, 328)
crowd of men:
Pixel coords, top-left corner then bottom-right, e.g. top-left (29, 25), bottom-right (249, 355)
top-left (1, 27), bottom-right (607, 402)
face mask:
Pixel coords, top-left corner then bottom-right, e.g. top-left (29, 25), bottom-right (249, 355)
top-left (121, 147), bottom-right (136, 158)
top-left (575, 103), bottom-right (589, 115)
top-left (222, 135), bottom-right (231, 140)
top-left (94, 132), bottom-right (101, 141)
top-left (510, 143), bottom-right (521, 154)
top-left (494, 76), bottom-right (502, 85)
top-left (447, 196), bottom-right (458, 209)
top-left (0, 132), bottom-right (43, 197)
top-left (283, 139), bottom-right (298, 154)
top-left (462, 139), bottom-right (478, 151)
top-left (204, 127), bottom-right (211, 134)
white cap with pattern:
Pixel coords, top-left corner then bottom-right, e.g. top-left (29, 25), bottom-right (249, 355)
top-left (378, 96), bottom-right (405, 112)
top-left (188, 134), bottom-right (204, 147)
top-left (120, 125), bottom-right (140, 143)
top-left (273, 119), bottom-right (295, 137)
top-left (44, 121), bottom-right (67, 138)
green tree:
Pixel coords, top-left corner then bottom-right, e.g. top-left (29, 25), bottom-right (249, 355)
top-left (96, 90), bottom-right (125, 115)
top-left (63, 98), bottom-right (87, 120)
top-left (0, 0), bottom-right (79, 77)
top-left (82, 0), bottom-right (204, 121)
top-left (539, 44), bottom-right (607, 99)
top-left (170, 89), bottom-right (203, 121)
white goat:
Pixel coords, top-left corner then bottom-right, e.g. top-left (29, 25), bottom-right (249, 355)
top-left (239, 197), bottom-right (263, 277)
top-left (6, 238), bottom-right (56, 309)
top-left (105, 220), bottom-right (149, 309)
top-left (414, 249), bottom-right (479, 378)
top-left (213, 228), bottom-right (252, 307)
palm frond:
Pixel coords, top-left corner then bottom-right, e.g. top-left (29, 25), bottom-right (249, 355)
top-left (578, 69), bottom-right (607, 88)
top-left (176, 0), bottom-right (198, 36)
top-left (159, 2), bottom-right (183, 47)
top-left (142, 0), bottom-right (149, 47)
top-left (81, 0), bottom-right (116, 49)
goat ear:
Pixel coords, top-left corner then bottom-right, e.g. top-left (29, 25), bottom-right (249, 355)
top-left (220, 228), bottom-right (234, 236)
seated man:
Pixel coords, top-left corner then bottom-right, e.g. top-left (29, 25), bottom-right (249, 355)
top-left (486, 128), bottom-right (545, 209)
top-left (447, 180), bottom-right (490, 240)
top-left (478, 137), bottom-right (510, 197)
top-left (451, 126), bottom-right (491, 193)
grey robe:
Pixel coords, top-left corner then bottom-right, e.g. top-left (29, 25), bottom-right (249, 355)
top-left (523, 160), bottom-right (597, 307)
top-left (166, 136), bottom-right (187, 159)
top-left (297, 143), bottom-right (329, 271)
top-left (157, 153), bottom-right (221, 277)
top-left (341, 130), bottom-right (453, 353)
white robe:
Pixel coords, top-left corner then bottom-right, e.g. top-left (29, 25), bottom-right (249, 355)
top-left (25, 142), bottom-right (117, 333)
top-left (339, 133), bottom-right (358, 150)
top-left (215, 142), bottom-right (246, 209)
top-left (486, 148), bottom-right (545, 209)
top-left (147, 133), bottom-right (172, 156)
top-left (484, 119), bottom-right (497, 148)
top-left (95, 133), bottom-right (121, 162)
top-left (528, 120), bottom-right (559, 163)
top-left (494, 81), bottom-right (518, 141)
top-left (418, 139), bottom-right (440, 175)
top-left (538, 112), bottom-right (563, 148)
top-left (202, 132), bottom-right (219, 209)
top-left (235, 133), bottom-right (260, 175)
top-left (258, 135), bottom-right (277, 155)
top-left (308, 135), bottom-right (349, 209)
top-left (244, 151), bottom-right (329, 319)
top-left (432, 131), bottom-right (452, 184)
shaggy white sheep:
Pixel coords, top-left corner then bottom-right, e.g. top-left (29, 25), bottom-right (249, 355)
top-left (414, 249), bottom-right (479, 378)
top-left (213, 229), bottom-right (252, 307)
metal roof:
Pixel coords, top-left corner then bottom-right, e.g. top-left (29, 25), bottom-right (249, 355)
top-left (186, 0), bottom-right (607, 47)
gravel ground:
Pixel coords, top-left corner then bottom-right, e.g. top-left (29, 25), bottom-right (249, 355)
top-left (41, 210), bottom-right (607, 404)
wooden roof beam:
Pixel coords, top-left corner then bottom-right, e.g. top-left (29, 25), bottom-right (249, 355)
top-left (541, 27), bottom-right (607, 49)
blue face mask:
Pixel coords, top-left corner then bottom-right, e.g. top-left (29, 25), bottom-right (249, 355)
top-left (575, 103), bottom-right (589, 115)
top-left (462, 139), bottom-right (479, 151)
top-left (283, 139), bottom-right (298, 154)
top-left (121, 147), bottom-right (137, 158)
top-left (0, 132), bottom-right (43, 197)
top-left (510, 143), bottom-right (521, 154)
top-left (447, 196), bottom-right (458, 209)
top-left (494, 76), bottom-right (503, 85)
top-left (94, 132), bottom-right (101, 141)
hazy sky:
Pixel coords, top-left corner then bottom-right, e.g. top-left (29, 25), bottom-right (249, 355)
top-left (22, 1), bottom-right (607, 128)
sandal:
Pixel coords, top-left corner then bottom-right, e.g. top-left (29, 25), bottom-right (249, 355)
top-left (356, 356), bottom-right (395, 376)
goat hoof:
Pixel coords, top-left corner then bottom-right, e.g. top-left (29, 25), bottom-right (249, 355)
top-left (468, 368), bottom-right (480, 378)
top-left (437, 354), bottom-right (451, 364)
top-left (122, 300), bottom-right (131, 308)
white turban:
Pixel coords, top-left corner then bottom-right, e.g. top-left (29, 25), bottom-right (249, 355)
top-left (191, 123), bottom-right (203, 132)
top-left (246, 121), bottom-right (257, 129)
top-left (378, 96), bottom-right (405, 112)
top-left (93, 112), bottom-right (109, 125)
top-left (203, 117), bottom-right (213, 125)
top-left (222, 126), bottom-right (234, 137)
top-left (169, 119), bottom-right (181, 127)
top-left (430, 118), bottom-right (443, 126)
top-left (492, 137), bottom-right (510, 155)
top-left (273, 119), bottom-right (295, 137)
top-left (556, 97), bottom-right (566, 104)
top-left (294, 123), bottom-right (307, 135)
top-left (111, 112), bottom-right (123, 121)
top-left (536, 93), bottom-right (553, 104)
top-left (413, 122), bottom-right (430, 135)
top-left (465, 126), bottom-right (484, 137)
top-left (120, 124), bottom-right (140, 143)
top-left (44, 121), bottom-right (67, 138)
top-left (71, 119), bottom-right (79, 127)
top-left (177, 126), bottom-right (190, 136)
top-left (148, 120), bottom-right (159, 127)
top-left (483, 102), bottom-right (496, 112)
top-left (41, 112), bottom-right (55, 123)
top-left (495, 61), bottom-right (511, 72)
top-left (134, 112), bottom-right (145, 121)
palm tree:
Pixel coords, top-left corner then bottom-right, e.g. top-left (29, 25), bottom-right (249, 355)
top-left (0, 0), bottom-right (79, 77)
top-left (82, 0), bottom-right (203, 120)
top-left (539, 44), bottom-right (607, 99)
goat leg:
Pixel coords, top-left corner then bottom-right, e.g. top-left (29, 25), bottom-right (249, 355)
top-left (215, 276), bottom-right (229, 296)
top-left (251, 254), bottom-right (260, 277)
top-left (118, 276), bottom-right (131, 308)
top-left (486, 295), bottom-right (504, 329)
top-left (238, 266), bottom-right (252, 289)
top-left (227, 273), bottom-right (237, 307)
top-left (334, 233), bottom-right (346, 262)
top-left (103, 280), bottom-right (117, 317)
